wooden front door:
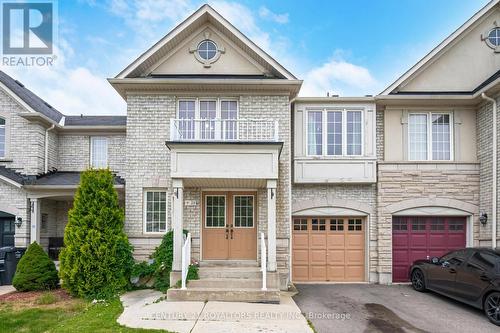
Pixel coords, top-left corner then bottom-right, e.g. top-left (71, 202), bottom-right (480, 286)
top-left (202, 191), bottom-right (257, 260)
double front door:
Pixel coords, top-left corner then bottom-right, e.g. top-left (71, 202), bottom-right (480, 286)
top-left (202, 191), bottom-right (257, 260)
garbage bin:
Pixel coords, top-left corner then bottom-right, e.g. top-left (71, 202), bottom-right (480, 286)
top-left (0, 247), bottom-right (26, 285)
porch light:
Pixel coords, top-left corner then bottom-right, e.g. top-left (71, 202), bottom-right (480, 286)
top-left (479, 213), bottom-right (488, 225)
top-left (14, 217), bottom-right (23, 228)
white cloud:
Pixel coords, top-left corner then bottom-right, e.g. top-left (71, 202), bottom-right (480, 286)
top-left (1, 38), bottom-right (126, 115)
top-left (300, 56), bottom-right (378, 97)
top-left (258, 6), bottom-right (288, 24)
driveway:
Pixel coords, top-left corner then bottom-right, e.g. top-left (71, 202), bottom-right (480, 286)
top-left (293, 284), bottom-right (498, 333)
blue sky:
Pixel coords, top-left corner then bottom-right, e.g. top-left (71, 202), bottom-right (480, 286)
top-left (0, 0), bottom-right (492, 115)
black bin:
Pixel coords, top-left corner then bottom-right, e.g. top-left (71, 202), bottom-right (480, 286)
top-left (0, 247), bottom-right (26, 285)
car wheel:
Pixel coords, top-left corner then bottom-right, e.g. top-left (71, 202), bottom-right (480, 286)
top-left (484, 292), bottom-right (500, 326)
top-left (411, 269), bottom-right (426, 292)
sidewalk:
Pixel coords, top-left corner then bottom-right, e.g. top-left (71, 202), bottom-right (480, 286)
top-left (118, 289), bottom-right (313, 333)
top-left (0, 285), bottom-right (15, 296)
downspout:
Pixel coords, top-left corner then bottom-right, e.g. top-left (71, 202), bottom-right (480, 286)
top-left (44, 124), bottom-right (55, 173)
top-left (482, 93), bottom-right (497, 249)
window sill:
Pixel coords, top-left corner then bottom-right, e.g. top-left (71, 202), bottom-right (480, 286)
top-left (0, 158), bottom-right (13, 162)
top-left (296, 156), bottom-right (377, 161)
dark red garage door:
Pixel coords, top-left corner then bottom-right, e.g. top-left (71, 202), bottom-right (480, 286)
top-left (392, 216), bottom-right (466, 282)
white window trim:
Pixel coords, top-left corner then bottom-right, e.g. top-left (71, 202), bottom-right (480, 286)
top-left (205, 194), bottom-right (227, 229)
top-left (90, 136), bottom-right (109, 168)
top-left (233, 195), bottom-right (255, 229)
top-left (306, 108), bottom-right (364, 157)
top-left (408, 112), bottom-right (454, 161)
top-left (0, 116), bottom-right (5, 158)
top-left (143, 189), bottom-right (168, 235)
top-left (177, 97), bottom-right (239, 120)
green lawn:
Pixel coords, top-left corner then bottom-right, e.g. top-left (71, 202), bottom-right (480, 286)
top-left (0, 292), bottom-right (166, 333)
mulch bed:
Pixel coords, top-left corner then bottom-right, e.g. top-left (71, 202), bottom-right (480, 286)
top-left (0, 288), bottom-right (72, 302)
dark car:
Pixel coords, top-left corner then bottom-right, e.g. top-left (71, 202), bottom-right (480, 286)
top-left (410, 248), bottom-right (500, 326)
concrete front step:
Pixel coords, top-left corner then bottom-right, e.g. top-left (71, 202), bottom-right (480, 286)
top-left (198, 267), bottom-right (263, 279)
top-left (166, 287), bottom-right (280, 303)
top-left (199, 260), bottom-right (259, 268)
top-left (188, 278), bottom-right (263, 289)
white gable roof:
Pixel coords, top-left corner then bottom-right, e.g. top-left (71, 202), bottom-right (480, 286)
top-left (116, 4), bottom-right (296, 80)
top-left (381, 0), bottom-right (500, 95)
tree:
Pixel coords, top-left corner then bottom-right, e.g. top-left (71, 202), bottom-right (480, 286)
top-left (59, 169), bottom-right (134, 299)
top-left (12, 242), bottom-right (59, 291)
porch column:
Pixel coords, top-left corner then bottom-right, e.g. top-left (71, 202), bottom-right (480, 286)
top-left (29, 198), bottom-right (41, 244)
top-left (267, 179), bottom-right (277, 271)
top-left (172, 179), bottom-right (184, 272)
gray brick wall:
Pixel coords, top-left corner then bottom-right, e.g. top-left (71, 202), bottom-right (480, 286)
top-left (0, 88), bottom-right (46, 175)
top-left (57, 134), bottom-right (126, 176)
top-left (476, 94), bottom-right (500, 245)
top-left (125, 94), bottom-right (173, 256)
top-left (0, 181), bottom-right (29, 247)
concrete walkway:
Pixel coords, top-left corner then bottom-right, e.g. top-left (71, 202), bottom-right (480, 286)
top-left (118, 289), bottom-right (313, 333)
top-left (0, 285), bottom-right (15, 296)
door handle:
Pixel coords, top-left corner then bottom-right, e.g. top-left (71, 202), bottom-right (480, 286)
top-left (449, 268), bottom-right (457, 274)
top-left (480, 274), bottom-right (490, 281)
top-left (230, 225), bottom-right (234, 239)
top-left (225, 224), bottom-right (229, 239)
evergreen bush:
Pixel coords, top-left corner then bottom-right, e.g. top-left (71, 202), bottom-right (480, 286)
top-left (59, 169), bottom-right (134, 299)
top-left (12, 242), bottom-right (59, 291)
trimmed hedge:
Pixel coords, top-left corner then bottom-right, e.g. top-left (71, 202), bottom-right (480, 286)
top-left (12, 242), bottom-right (59, 291)
top-left (59, 169), bottom-right (134, 299)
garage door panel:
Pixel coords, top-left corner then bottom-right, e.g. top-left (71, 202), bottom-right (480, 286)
top-left (327, 250), bottom-right (345, 265)
top-left (346, 266), bottom-right (364, 280)
top-left (392, 250), bottom-right (409, 264)
top-left (429, 234), bottom-right (446, 246)
top-left (393, 234), bottom-right (409, 247)
top-left (392, 216), bottom-right (466, 282)
top-left (293, 266), bottom-right (309, 281)
top-left (292, 249), bottom-right (309, 264)
top-left (310, 249), bottom-right (327, 264)
top-left (310, 265), bottom-right (327, 280)
top-left (345, 234), bottom-right (363, 248)
top-left (327, 234), bottom-right (345, 248)
top-left (292, 217), bottom-right (365, 282)
top-left (346, 250), bottom-right (364, 264)
top-left (293, 234), bottom-right (309, 248)
top-left (327, 266), bottom-right (345, 281)
top-left (310, 234), bottom-right (327, 247)
top-left (409, 234), bottom-right (427, 247)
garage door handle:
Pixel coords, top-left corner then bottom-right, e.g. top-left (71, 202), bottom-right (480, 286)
top-left (449, 268), bottom-right (457, 274)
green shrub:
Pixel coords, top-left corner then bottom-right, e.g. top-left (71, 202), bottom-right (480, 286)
top-left (59, 169), bottom-right (134, 299)
top-left (131, 230), bottom-right (192, 292)
top-left (12, 242), bottom-right (59, 291)
top-left (187, 264), bottom-right (199, 281)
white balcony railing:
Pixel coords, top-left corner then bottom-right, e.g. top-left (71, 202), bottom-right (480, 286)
top-left (170, 118), bottom-right (279, 142)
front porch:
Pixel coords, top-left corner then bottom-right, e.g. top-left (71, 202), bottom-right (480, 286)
top-left (166, 126), bottom-right (284, 302)
top-left (19, 171), bottom-right (125, 259)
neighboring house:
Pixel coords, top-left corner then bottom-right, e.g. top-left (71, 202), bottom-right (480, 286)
top-left (0, 2), bottom-right (499, 300)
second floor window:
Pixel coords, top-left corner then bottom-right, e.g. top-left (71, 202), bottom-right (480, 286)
top-left (0, 117), bottom-right (5, 158)
top-left (177, 99), bottom-right (238, 140)
top-left (409, 113), bottom-right (452, 161)
top-left (90, 137), bottom-right (108, 168)
top-left (307, 109), bottom-right (363, 156)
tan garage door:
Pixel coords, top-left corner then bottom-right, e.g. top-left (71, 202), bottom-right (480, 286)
top-left (292, 217), bottom-right (365, 282)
